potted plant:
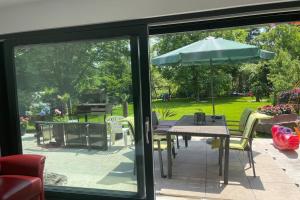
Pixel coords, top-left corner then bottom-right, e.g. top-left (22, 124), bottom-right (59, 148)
top-left (52, 108), bottom-right (69, 146)
top-left (20, 115), bottom-right (30, 135)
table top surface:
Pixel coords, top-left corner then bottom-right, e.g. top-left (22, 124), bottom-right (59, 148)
top-left (157, 115), bottom-right (229, 137)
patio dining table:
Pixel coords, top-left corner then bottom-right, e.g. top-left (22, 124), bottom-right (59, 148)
top-left (155, 115), bottom-right (230, 184)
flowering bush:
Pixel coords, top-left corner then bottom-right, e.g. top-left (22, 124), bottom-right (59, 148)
top-left (53, 108), bottom-right (68, 122)
top-left (278, 88), bottom-right (300, 104)
top-left (29, 91), bottom-right (51, 116)
top-left (258, 104), bottom-right (295, 116)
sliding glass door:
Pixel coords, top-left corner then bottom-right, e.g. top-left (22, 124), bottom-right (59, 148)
top-left (1, 25), bottom-right (154, 200)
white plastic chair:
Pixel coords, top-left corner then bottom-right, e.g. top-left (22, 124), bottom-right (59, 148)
top-left (106, 116), bottom-right (129, 147)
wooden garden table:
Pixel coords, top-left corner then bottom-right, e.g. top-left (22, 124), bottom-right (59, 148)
top-left (157, 115), bottom-right (230, 184)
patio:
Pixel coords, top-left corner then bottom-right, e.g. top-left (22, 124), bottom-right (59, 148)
top-left (22, 133), bottom-right (300, 200)
top-left (155, 137), bottom-right (300, 200)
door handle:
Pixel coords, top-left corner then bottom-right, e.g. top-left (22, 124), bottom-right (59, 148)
top-left (145, 116), bottom-right (150, 144)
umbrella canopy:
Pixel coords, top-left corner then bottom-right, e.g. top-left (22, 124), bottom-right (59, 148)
top-left (152, 36), bottom-right (275, 66)
top-left (152, 36), bottom-right (275, 117)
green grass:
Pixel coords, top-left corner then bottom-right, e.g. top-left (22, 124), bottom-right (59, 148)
top-left (27, 97), bottom-right (270, 132)
top-left (152, 96), bottom-right (270, 121)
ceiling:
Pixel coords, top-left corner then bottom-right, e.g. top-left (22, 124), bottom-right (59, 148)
top-left (0, 0), bottom-right (40, 8)
top-left (0, 0), bottom-right (295, 35)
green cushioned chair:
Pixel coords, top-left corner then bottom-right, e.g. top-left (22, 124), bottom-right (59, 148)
top-left (230, 112), bottom-right (271, 176)
top-left (122, 116), bottom-right (174, 178)
top-left (227, 108), bottom-right (254, 136)
top-left (213, 112), bottom-right (271, 177)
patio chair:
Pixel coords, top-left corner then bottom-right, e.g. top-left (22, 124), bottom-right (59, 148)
top-left (35, 122), bottom-right (60, 145)
top-left (152, 111), bottom-right (180, 149)
top-left (122, 117), bottom-right (136, 175)
top-left (106, 116), bottom-right (129, 147)
top-left (152, 112), bottom-right (176, 159)
top-left (64, 123), bottom-right (87, 147)
top-left (227, 108), bottom-right (254, 136)
top-left (215, 112), bottom-right (271, 177)
top-left (124, 116), bottom-right (174, 178)
top-left (85, 123), bottom-right (108, 150)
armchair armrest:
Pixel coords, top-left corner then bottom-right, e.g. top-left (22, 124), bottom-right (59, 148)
top-left (0, 154), bottom-right (45, 179)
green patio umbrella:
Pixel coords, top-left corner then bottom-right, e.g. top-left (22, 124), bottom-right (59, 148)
top-left (152, 36), bottom-right (275, 117)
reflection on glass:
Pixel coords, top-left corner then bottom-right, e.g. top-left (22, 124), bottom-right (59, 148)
top-left (14, 39), bottom-right (137, 193)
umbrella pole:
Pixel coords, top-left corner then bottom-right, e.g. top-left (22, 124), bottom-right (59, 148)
top-left (210, 58), bottom-right (215, 120)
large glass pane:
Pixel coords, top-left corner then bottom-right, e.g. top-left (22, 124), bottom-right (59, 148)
top-left (14, 38), bottom-right (140, 194)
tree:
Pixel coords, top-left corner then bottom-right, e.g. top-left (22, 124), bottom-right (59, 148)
top-left (151, 28), bottom-right (249, 99)
top-left (241, 63), bottom-right (271, 102)
top-left (253, 24), bottom-right (300, 98)
top-left (15, 39), bottom-right (132, 115)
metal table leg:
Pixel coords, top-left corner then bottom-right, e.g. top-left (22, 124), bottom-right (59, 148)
top-left (219, 138), bottom-right (224, 176)
top-left (167, 133), bottom-right (172, 178)
top-left (185, 137), bottom-right (188, 147)
top-left (224, 135), bottom-right (229, 184)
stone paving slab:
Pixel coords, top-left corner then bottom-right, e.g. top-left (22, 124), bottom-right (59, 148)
top-left (22, 133), bottom-right (300, 199)
top-left (22, 134), bottom-right (137, 192)
top-left (254, 139), bottom-right (300, 187)
top-left (155, 137), bottom-right (300, 200)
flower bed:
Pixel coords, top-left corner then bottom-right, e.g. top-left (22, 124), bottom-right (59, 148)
top-left (258, 104), bottom-right (295, 116)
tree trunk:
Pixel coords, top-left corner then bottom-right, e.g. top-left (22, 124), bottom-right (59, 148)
top-left (273, 92), bottom-right (277, 106)
top-left (64, 103), bottom-right (69, 116)
top-left (256, 96), bottom-right (260, 102)
top-left (123, 101), bottom-right (128, 117)
top-left (196, 86), bottom-right (200, 101)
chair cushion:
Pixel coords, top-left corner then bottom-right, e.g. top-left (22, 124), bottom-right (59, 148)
top-left (0, 175), bottom-right (41, 200)
top-left (229, 130), bottom-right (243, 136)
top-left (153, 141), bottom-right (168, 150)
top-left (240, 112), bottom-right (272, 148)
top-left (238, 108), bottom-right (254, 132)
top-left (229, 139), bottom-right (244, 150)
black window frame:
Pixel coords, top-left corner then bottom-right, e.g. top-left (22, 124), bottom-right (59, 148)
top-left (0, 24), bottom-right (154, 200)
top-left (0, 1), bottom-right (299, 200)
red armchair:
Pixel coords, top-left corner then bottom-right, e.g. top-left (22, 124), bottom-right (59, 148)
top-left (0, 154), bottom-right (46, 200)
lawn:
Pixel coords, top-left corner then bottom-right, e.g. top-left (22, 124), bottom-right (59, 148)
top-left (82, 96), bottom-right (269, 121)
top-left (27, 96), bottom-right (270, 132)
top-left (152, 96), bottom-right (270, 120)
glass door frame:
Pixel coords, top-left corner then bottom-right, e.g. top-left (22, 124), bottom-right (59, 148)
top-left (0, 24), bottom-right (154, 200)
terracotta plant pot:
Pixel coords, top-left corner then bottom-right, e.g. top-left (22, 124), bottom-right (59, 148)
top-left (20, 126), bottom-right (26, 136)
top-left (294, 127), bottom-right (300, 140)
